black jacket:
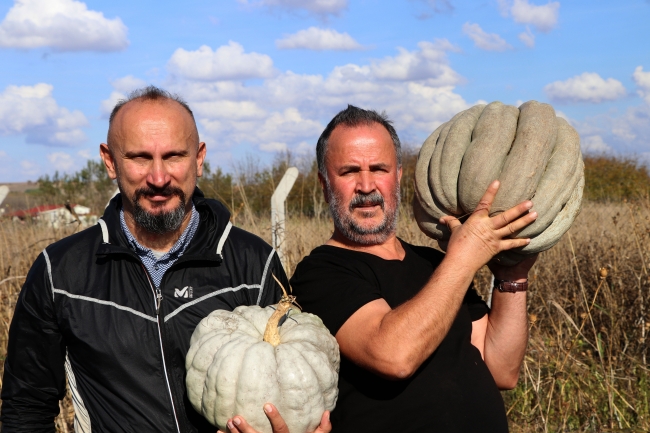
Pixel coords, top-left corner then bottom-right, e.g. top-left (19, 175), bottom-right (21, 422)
top-left (1, 190), bottom-right (285, 432)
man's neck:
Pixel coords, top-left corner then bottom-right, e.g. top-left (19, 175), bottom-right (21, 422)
top-left (123, 207), bottom-right (193, 253)
top-left (326, 229), bottom-right (405, 261)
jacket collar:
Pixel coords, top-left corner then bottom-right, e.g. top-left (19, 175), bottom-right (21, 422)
top-left (96, 187), bottom-right (232, 264)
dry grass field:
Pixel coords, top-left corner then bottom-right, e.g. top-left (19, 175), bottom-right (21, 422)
top-left (1, 199), bottom-right (649, 432)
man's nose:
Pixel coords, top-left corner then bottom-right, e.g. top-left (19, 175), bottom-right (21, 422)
top-left (146, 158), bottom-right (171, 188)
top-left (356, 171), bottom-right (376, 194)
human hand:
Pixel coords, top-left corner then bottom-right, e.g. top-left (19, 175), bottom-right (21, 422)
top-left (439, 180), bottom-right (537, 273)
top-left (218, 404), bottom-right (332, 433)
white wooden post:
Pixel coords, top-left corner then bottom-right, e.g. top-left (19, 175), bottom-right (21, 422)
top-left (271, 167), bottom-right (299, 266)
top-left (0, 185), bottom-right (8, 207)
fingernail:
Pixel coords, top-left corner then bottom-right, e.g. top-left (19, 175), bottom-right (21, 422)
top-left (264, 404), bottom-right (273, 413)
top-left (227, 421), bottom-right (234, 429)
top-left (233, 418), bottom-right (241, 426)
top-left (530, 211), bottom-right (538, 219)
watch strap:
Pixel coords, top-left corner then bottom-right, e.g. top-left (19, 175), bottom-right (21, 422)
top-left (494, 279), bottom-right (528, 293)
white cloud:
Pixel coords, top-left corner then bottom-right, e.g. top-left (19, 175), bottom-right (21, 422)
top-left (260, 142), bottom-right (288, 152)
top-left (571, 103), bottom-right (650, 156)
top-left (238, 0), bottom-right (347, 17)
top-left (276, 27), bottom-right (363, 51)
top-left (99, 75), bottom-right (148, 117)
top-left (199, 107), bottom-right (324, 149)
top-left (544, 72), bottom-right (627, 103)
top-left (581, 135), bottom-right (612, 154)
top-left (47, 152), bottom-right (75, 171)
top-left (0, 83), bottom-right (88, 145)
top-left (633, 66), bottom-right (650, 104)
top-left (369, 40), bottom-right (462, 85)
top-left (77, 149), bottom-right (92, 159)
top-left (295, 141), bottom-right (312, 154)
top-left (499, 0), bottom-right (559, 33)
top-left (100, 91), bottom-right (125, 118)
top-left (512, 0), bottom-right (559, 32)
top-left (111, 75), bottom-right (147, 93)
top-left (462, 23), bottom-right (512, 51)
top-left (518, 27), bottom-right (535, 47)
top-left (20, 160), bottom-right (40, 177)
top-left (101, 40), bottom-right (473, 156)
top-left (413, 0), bottom-right (454, 15)
top-left (168, 42), bottom-right (275, 81)
top-left (0, 0), bottom-right (128, 52)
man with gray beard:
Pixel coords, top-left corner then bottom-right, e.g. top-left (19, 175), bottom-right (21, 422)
top-left (0, 86), bottom-right (331, 433)
top-left (290, 105), bottom-right (538, 432)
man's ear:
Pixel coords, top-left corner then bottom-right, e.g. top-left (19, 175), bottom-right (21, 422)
top-left (196, 142), bottom-right (207, 177)
top-left (317, 172), bottom-right (330, 204)
top-left (99, 143), bottom-right (118, 180)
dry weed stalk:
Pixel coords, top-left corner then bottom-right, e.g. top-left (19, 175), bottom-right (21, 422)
top-left (1, 200), bottom-right (650, 432)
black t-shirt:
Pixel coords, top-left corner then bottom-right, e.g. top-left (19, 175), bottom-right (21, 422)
top-left (290, 239), bottom-right (508, 433)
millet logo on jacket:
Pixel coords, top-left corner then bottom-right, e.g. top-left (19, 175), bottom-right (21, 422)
top-left (174, 286), bottom-right (193, 299)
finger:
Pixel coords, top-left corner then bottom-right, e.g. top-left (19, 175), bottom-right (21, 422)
top-left (473, 180), bottom-right (500, 215)
top-left (498, 238), bottom-right (531, 252)
top-left (439, 216), bottom-right (462, 232)
top-left (495, 211), bottom-right (537, 237)
top-left (491, 200), bottom-right (533, 230)
top-left (264, 404), bottom-right (289, 433)
top-left (315, 411), bottom-right (332, 433)
top-left (228, 417), bottom-right (251, 433)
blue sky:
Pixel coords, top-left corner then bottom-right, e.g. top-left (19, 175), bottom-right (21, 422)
top-left (0, 0), bottom-right (649, 182)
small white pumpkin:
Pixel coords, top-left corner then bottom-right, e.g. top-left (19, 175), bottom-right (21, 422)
top-left (186, 287), bottom-right (340, 433)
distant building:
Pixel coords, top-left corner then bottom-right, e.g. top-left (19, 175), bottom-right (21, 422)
top-left (8, 204), bottom-right (97, 228)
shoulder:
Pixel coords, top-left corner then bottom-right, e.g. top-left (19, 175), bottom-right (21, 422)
top-left (291, 245), bottom-right (379, 289)
top-left (43, 224), bottom-right (103, 260)
top-left (224, 225), bottom-right (274, 258)
top-left (404, 241), bottom-right (445, 266)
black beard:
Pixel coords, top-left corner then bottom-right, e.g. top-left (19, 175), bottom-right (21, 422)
top-left (130, 185), bottom-right (188, 235)
top-left (327, 180), bottom-right (400, 245)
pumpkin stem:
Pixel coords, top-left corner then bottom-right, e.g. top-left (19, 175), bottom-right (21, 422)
top-left (263, 274), bottom-right (300, 347)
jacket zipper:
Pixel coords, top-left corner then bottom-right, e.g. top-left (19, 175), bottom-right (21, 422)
top-left (141, 265), bottom-right (182, 433)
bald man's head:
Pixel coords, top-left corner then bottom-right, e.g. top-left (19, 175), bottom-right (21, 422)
top-left (107, 85), bottom-right (199, 151)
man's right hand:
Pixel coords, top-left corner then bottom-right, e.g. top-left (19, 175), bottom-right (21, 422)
top-left (218, 404), bottom-right (331, 433)
top-left (439, 180), bottom-right (537, 273)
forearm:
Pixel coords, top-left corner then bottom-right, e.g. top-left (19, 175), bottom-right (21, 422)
top-left (363, 253), bottom-right (477, 377)
top-left (483, 289), bottom-right (528, 389)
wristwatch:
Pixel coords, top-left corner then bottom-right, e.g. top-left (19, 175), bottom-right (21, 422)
top-left (493, 279), bottom-right (528, 293)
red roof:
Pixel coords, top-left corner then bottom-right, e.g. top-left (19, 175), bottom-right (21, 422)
top-left (8, 204), bottom-right (75, 218)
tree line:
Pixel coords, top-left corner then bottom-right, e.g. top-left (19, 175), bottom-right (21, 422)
top-left (30, 151), bottom-right (650, 217)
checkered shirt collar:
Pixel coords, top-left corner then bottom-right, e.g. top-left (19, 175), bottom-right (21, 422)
top-left (119, 204), bottom-right (200, 261)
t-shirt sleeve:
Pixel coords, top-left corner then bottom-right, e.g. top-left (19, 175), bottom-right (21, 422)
top-left (290, 254), bottom-right (381, 336)
top-left (464, 284), bottom-right (489, 322)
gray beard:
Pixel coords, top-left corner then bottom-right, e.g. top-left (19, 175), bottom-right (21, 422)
top-left (326, 178), bottom-right (400, 245)
top-left (121, 182), bottom-right (188, 235)
top-left (133, 199), bottom-right (187, 235)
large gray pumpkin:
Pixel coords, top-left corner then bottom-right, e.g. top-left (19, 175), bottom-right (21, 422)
top-left (185, 295), bottom-right (340, 433)
top-left (413, 100), bottom-right (584, 265)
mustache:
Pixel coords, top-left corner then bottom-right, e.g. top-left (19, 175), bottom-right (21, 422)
top-left (134, 185), bottom-right (185, 202)
top-left (349, 191), bottom-right (384, 211)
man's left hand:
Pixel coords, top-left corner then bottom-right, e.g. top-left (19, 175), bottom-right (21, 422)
top-left (218, 404), bottom-right (332, 433)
